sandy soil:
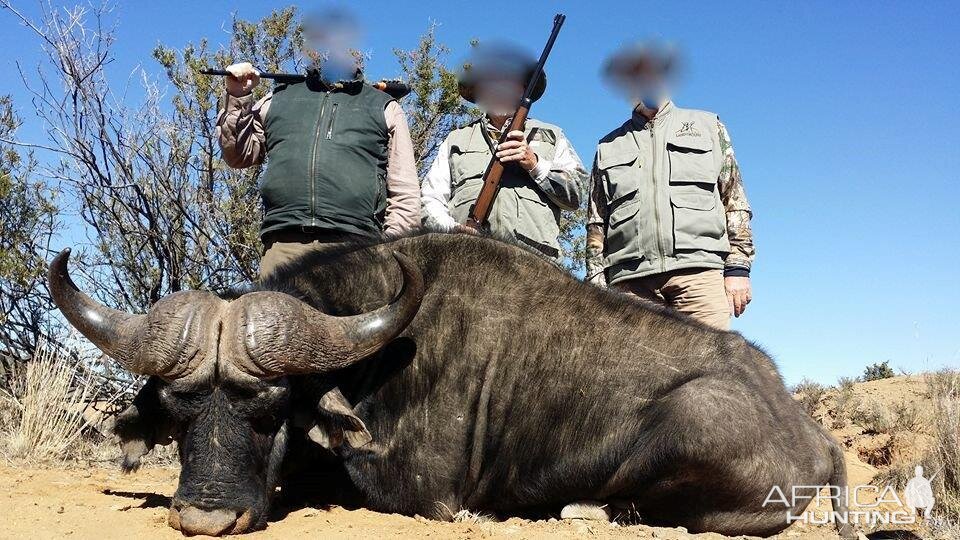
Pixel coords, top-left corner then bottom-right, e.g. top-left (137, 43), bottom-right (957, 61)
top-left (0, 465), bottom-right (862, 540)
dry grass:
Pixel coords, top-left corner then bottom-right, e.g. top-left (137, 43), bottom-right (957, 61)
top-left (451, 509), bottom-right (496, 524)
top-left (0, 339), bottom-right (103, 462)
top-left (925, 369), bottom-right (960, 533)
top-left (794, 378), bottom-right (827, 416)
top-left (831, 379), bottom-right (860, 428)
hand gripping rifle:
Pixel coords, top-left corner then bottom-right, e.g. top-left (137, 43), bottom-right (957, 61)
top-left (466, 13), bottom-right (566, 229)
top-left (200, 69), bottom-right (411, 99)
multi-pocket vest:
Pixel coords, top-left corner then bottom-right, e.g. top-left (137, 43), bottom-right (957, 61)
top-left (445, 119), bottom-right (563, 258)
top-left (596, 105), bottom-right (731, 284)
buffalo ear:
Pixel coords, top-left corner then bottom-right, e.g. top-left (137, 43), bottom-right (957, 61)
top-left (298, 387), bottom-right (372, 450)
top-left (112, 377), bottom-right (179, 472)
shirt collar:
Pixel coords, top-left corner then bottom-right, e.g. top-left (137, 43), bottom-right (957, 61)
top-left (483, 114), bottom-right (513, 138)
top-left (632, 99), bottom-right (674, 129)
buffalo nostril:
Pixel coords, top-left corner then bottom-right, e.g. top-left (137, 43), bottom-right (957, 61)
top-left (173, 506), bottom-right (240, 536)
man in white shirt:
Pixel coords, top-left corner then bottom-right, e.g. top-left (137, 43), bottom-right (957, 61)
top-left (421, 45), bottom-right (587, 259)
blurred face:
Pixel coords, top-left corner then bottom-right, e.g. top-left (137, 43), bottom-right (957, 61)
top-left (610, 53), bottom-right (676, 111)
top-left (303, 9), bottom-right (361, 82)
top-left (475, 77), bottom-right (524, 117)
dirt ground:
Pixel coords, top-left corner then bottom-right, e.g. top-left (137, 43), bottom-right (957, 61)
top-left (0, 463), bottom-right (877, 540)
top-left (1, 375), bottom-right (938, 539)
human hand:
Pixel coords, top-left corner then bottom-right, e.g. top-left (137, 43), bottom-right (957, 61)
top-left (225, 62), bottom-right (261, 97)
top-left (496, 130), bottom-right (538, 171)
top-left (725, 276), bottom-right (752, 317)
top-left (456, 221), bottom-right (481, 235)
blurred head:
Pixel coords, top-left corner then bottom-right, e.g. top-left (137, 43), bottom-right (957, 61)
top-left (603, 40), bottom-right (680, 111)
top-left (458, 43), bottom-right (546, 117)
top-left (303, 8), bottom-right (362, 83)
top-left (48, 249), bottom-right (424, 535)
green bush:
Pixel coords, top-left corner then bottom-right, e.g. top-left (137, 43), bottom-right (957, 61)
top-left (862, 360), bottom-right (896, 382)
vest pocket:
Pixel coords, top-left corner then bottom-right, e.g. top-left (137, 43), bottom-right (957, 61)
top-left (604, 199), bottom-right (643, 267)
top-left (670, 187), bottom-right (728, 252)
top-left (514, 189), bottom-right (561, 257)
top-left (667, 135), bottom-right (715, 185)
top-left (598, 141), bottom-right (641, 204)
top-left (450, 149), bottom-right (490, 188)
top-left (449, 179), bottom-right (483, 224)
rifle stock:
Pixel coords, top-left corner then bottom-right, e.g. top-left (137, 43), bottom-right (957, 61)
top-left (466, 106), bottom-right (530, 228)
top-left (466, 14), bottom-right (565, 228)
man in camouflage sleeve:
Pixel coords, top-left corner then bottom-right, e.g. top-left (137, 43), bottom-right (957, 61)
top-left (586, 43), bottom-right (755, 330)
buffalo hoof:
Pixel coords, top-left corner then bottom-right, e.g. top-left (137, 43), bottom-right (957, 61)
top-left (560, 501), bottom-right (611, 521)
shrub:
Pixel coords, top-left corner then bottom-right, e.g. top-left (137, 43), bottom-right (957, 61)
top-left (837, 376), bottom-right (857, 391)
top-left (862, 360), bottom-right (896, 382)
top-left (851, 398), bottom-right (895, 434)
top-left (832, 379), bottom-right (860, 425)
top-left (926, 370), bottom-right (960, 531)
top-left (1, 339), bottom-right (102, 462)
top-left (794, 379), bottom-right (827, 416)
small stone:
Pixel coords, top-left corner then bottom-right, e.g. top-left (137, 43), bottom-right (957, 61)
top-left (57, 506), bottom-right (64, 514)
top-left (572, 521), bottom-right (592, 535)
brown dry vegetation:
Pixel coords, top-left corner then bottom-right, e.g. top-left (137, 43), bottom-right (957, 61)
top-left (805, 372), bottom-right (960, 538)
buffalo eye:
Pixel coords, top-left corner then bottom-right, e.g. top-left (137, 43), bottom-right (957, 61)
top-left (157, 385), bottom-right (211, 419)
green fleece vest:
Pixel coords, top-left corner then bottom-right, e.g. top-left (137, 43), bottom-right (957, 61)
top-left (446, 118), bottom-right (562, 258)
top-left (260, 80), bottom-right (393, 237)
top-left (596, 104), bottom-right (730, 284)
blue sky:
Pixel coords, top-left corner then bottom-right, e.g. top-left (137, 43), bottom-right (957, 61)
top-left (2, 1), bottom-right (958, 385)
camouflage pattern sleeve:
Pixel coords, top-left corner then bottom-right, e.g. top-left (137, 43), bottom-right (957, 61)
top-left (717, 119), bottom-right (755, 275)
top-left (585, 153), bottom-right (608, 287)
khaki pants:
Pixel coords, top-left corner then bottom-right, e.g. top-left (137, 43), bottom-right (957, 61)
top-left (614, 268), bottom-right (731, 330)
top-left (259, 230), bottom-right (359, 279)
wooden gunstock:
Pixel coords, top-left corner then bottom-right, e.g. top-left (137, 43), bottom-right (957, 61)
top-left (467, 106), bottom-right (530, 228)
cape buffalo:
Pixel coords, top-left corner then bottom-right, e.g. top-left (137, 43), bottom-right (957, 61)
top-left (49, 232), bottom-right (855, 538)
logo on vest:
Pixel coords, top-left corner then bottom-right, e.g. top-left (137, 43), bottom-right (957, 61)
top-left (675, 121), bottom-right (702, 138)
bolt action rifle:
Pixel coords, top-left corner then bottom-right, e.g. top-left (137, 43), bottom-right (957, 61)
top-left (466, 13), bottom-right (566, 229)
top-left (200, 69), bottom-right (411, 99)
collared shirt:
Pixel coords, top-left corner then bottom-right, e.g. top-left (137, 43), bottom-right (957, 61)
top-left (422, 116), bottom-right (586, 230)
top-left (216, 91), bottom-right (421, 236)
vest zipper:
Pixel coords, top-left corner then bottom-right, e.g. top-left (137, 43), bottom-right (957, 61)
top-left (325, 103), bottom-right (339, 140)
top-left (651, 125), bottom-right (666, 272)
top-left (309, 92), bottom-right (331, 227)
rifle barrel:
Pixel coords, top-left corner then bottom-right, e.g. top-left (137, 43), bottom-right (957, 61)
top-left (199, 69), bottom-right (411, 98)
top-left (467, 13), bottom-right (566, 227)
top-left (523, 14), bottom-right (566, 103)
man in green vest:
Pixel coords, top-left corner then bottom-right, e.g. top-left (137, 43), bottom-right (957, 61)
top-left (421, 45), bottom-right (587, 260)
top-left (586, 43), bottom-right (756, 330)
top-left (217, 11), bottom-right (420, 278)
